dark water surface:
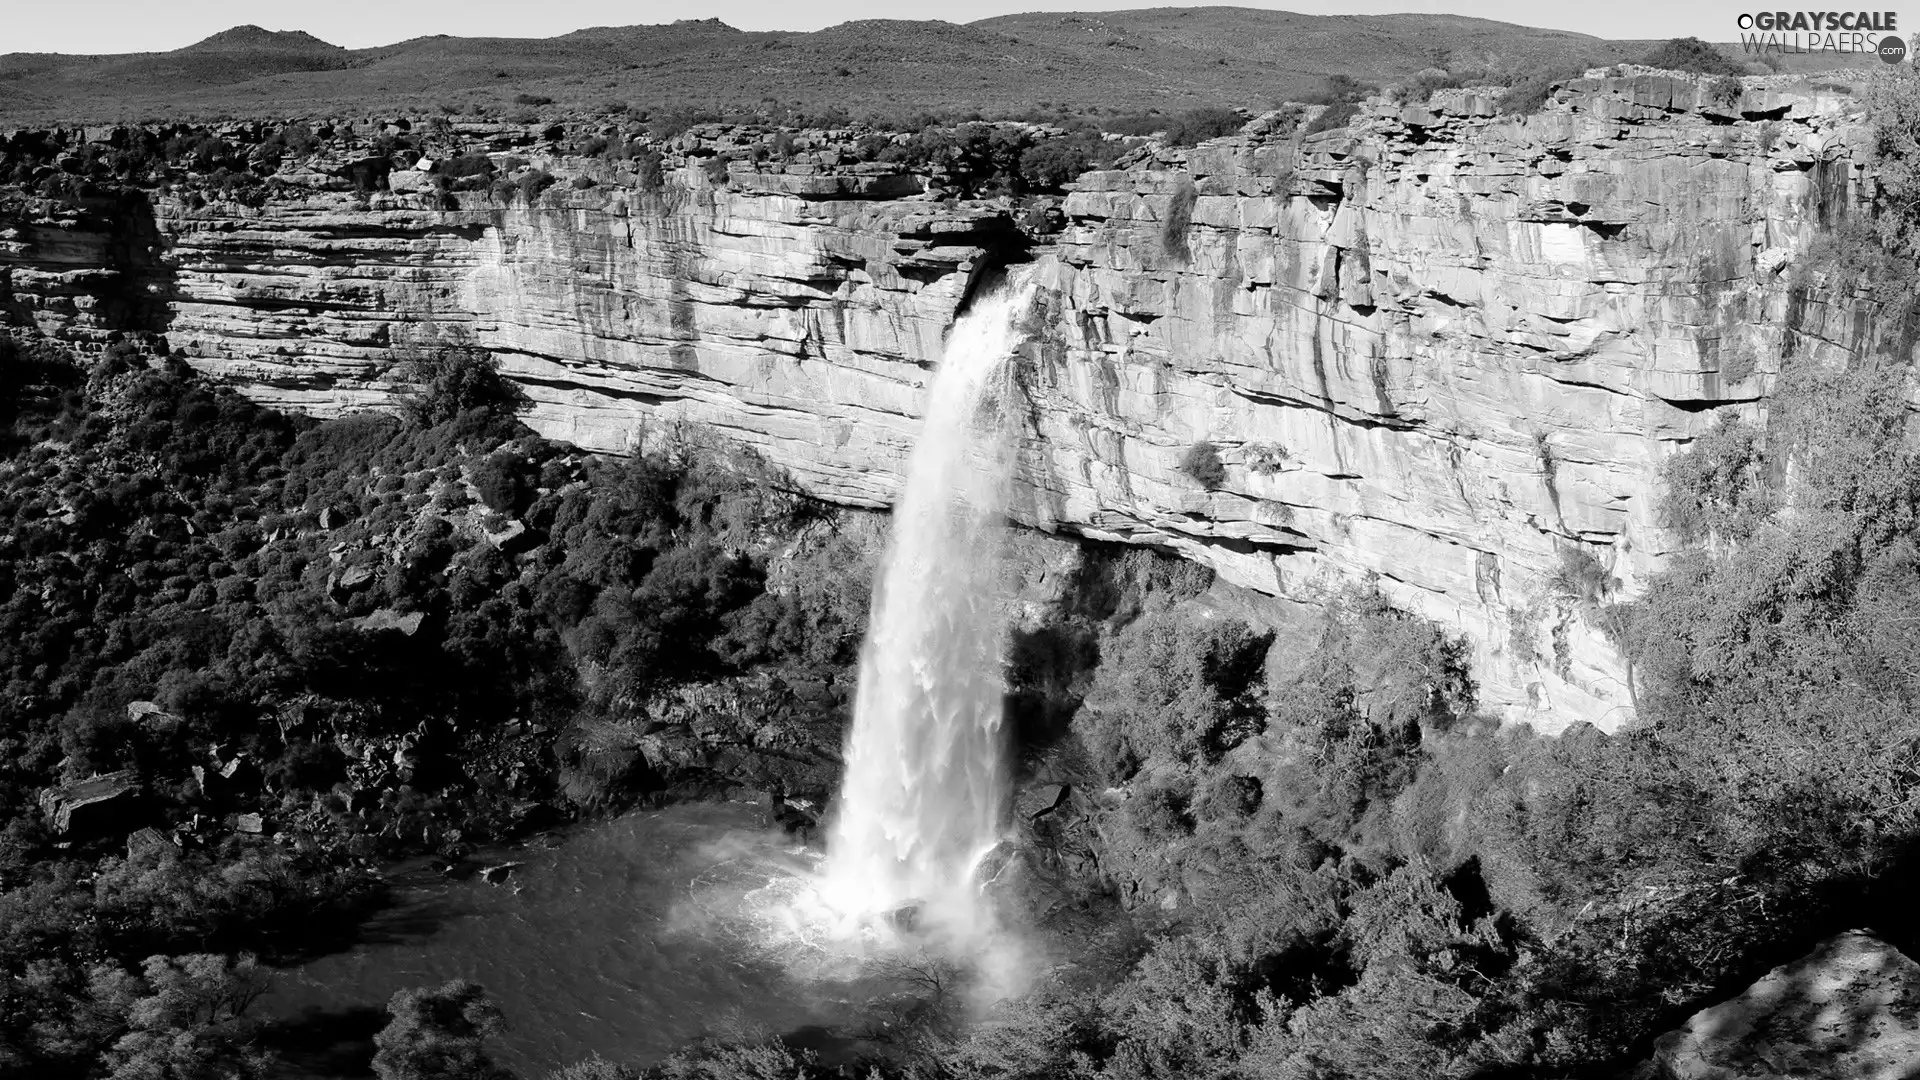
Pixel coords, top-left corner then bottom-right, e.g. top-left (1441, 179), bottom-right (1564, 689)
top-left (263, 803), bottom-right (870, 1078)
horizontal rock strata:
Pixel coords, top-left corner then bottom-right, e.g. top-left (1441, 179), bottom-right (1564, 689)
top-left (1, 71), bottom-right (1890, 730)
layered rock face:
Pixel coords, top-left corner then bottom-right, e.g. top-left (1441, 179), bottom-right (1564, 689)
top-left (0, 71), bottom-right (1883, 730)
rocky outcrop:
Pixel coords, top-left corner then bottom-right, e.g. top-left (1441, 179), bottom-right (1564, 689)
top-left (0, 70), bottom-right (1891, 731)
top-left (39, 770), bottom-right (141, 834)
top-left (1649, 931), bottom-right (1920, 1080)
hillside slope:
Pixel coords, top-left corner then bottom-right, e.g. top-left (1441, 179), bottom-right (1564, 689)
top-left (0, 8), bottom-right (1783, 125)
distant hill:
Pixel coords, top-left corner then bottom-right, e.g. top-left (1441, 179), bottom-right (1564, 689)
top-left (0, 8), bottom-right (1854, 126)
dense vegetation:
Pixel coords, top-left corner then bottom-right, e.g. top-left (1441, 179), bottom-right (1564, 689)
top-left (0, 334), bottom-right (870, 1077)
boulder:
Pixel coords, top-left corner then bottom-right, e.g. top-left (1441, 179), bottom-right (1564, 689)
top-left (1017, 782), bottom-right (1068, 821)
top-left (328, 562), bottom-right (377, 599)
top-left (355, 608), bottom-right (426, 635)
top-left (1650, 930), bottom-right (1920, 1080)
top-left (126, 700), bottom-right (176, 725)
top-left (39, 771), bottom-right (140, 835)
top-left (481, 518), bottom-right (534, 552)
top-left (126, 826), bottom-right (175, 861)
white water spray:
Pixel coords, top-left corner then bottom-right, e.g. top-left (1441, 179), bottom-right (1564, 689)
top-left (814, 283), bottom-right (1029, 948)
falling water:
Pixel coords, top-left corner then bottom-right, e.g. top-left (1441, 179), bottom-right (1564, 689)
top-left (815, 283), bottom-right (1029, 947)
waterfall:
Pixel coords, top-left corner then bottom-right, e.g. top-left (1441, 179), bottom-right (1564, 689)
top-left (816, 283), bottom-right (1028, 946)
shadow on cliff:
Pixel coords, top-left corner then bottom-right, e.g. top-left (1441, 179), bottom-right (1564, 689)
top-left (1, 188), bottom-right (179, 338)
top-left (1003, 539), bottom-right (1216, 767)
top-left (87, 190), bottom-right (179, 337)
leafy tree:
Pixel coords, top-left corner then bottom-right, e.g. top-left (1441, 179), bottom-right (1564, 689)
top-left (1016, 140), bottom-right (1092, 190)
top-left (99, 954), bottom-right (272, 1080)
top-left (392, 339), bottom-right (529, 429)
top-left (372, 980), bottom-right (512, 1080)
top-left (1077, 610), bottom-right (1271, 781)
top-left (1862, 70), bottom-right (1920, 258)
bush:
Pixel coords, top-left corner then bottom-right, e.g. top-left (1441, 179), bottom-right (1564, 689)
top-left (1640, 37), bottom-right (1746, 75)
top-left (1396, 68), bottom-right (1468, 104)
top-left (436, 154), bottom-right (495, 180)
top-left (631, 150), bottom-right (666, 191)
top-left (1078, 610), bottom-right (1271, 781)
top-left (1862, 71), bottom-right (1920, 258)
top-left (1244, 442), bottom-right (1289, 476)
top-left (1017, 139), bottom-right (1093, 190)
top-left (391, 339), bottom-right (530, 429)
top-left (1196, 773), bottom-right (1262, 822)
top-left (1162, 107), bottom-right (1244, 147)
top-left (512, 93), bottom-right (554, 106)
top-left (516, 168), bottom-right (556, 203)
top-left (1708, 74), bottom-right (1746, 107)
top-left (1547, 545), bottom-right (1618, 606)
top-left (1178, 440), bottom-right (1226, 488)
top-left (1656, 415), bottom-right (1771, 543)
top-left (469, 451), bottom-right (539, 515)
top-left (1128, 777), bottom-right (1194, 839)
top-left (373, 980), bottom-right (512, 1080)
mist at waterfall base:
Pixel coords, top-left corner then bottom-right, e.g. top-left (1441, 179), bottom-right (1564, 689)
top-left (267, 288), bottom-right (1038, 1074)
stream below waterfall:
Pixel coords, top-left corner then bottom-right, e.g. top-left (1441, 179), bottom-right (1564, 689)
top-left (260, 803), bottom-right (901, 1078)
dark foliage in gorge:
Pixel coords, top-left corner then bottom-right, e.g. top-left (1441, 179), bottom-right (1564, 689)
top-left (0, 335), bottom-right (871, 1077)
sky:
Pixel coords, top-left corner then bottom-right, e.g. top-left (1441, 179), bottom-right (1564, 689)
top-left (4, 0), bottom-right (1761, 54)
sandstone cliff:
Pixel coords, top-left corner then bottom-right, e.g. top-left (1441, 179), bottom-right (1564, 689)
top-left (0, 70), bottom-right (1889, 731)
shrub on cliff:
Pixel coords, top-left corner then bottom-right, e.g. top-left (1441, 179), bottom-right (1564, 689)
top-left (1161, 107), bottom-right (1244, 147)
top-left (1640, 36), bottom-right (1746, 76)
top-left (879, 122), bottom-right (1032, 197)
top-left (392, 339), bottom-right (530, 430)
top-left (258, 122), bottom-right (317, 167)
top-left (1393, 68), bottom-right (1469, 105)
top-left (1177, 438), bottom-right (1224, 487)
top-left (515, 168), bottom-right (556, 203)
top-left (1862, 70), bottom-right (1920, 258)
top-left (1017, 139), bottom-right (1094, 190)
top-left (434, 153), bottom-right (494, 180)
